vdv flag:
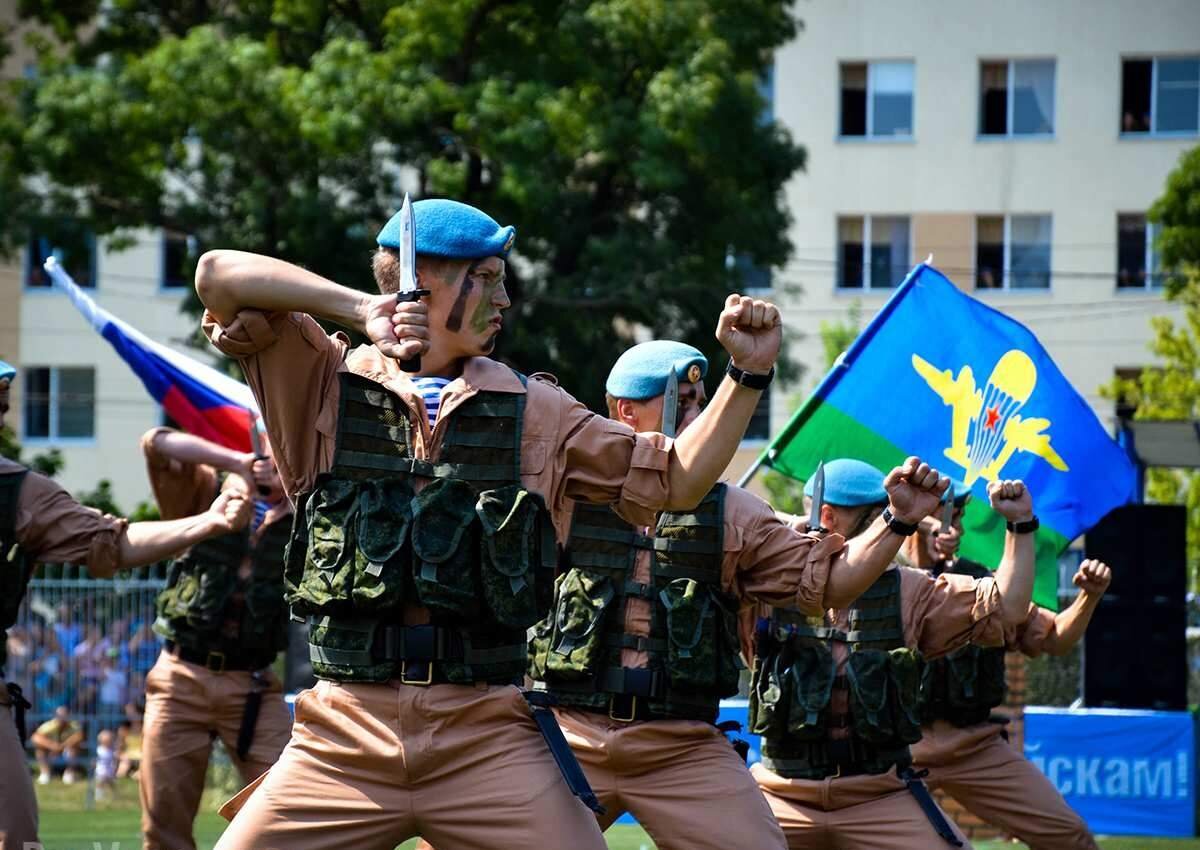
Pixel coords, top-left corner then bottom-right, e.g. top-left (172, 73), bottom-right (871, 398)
top-left (43, 256), bottom-right (259, 453)
top-left (756, 264), bottom-right (1136, 609)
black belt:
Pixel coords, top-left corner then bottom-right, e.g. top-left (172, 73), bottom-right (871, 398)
top-left (763, 738), bottom-right (911, 779)
top-left (166, 642), bottom-right (269, 672)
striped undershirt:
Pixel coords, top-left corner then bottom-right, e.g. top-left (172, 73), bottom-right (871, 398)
top-left (411, 377), bottom-right (452, 428)
top-left (252, 499), bottom-right (269, 532)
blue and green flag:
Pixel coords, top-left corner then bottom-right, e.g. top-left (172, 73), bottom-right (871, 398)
top-left (757, 264), bottom-right (1136, 609)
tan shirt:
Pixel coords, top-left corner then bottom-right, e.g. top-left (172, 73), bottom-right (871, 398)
top-left (202, 307), bottom-right (675, 537)
top-left (617, 484), bottom-right (846, 668)
top-left (140, 427), bottom-right (293, 537)
top-left (3, 458), bottom-right (127, 576)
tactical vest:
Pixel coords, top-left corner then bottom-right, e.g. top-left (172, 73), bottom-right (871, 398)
top-left (285, 371), bottom-right (557, 684)
top-left (0, 470), bottom-right (33, 675)
top-left (528, 486), bottom-right (740, 723)
top-left (748, 569), bottom-right (923, 779)
top-left (153, 488), bottom-right (292, 667)
top-left (918, 558), bottom-right (1007, 728)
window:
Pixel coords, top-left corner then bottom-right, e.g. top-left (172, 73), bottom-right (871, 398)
top-left (979, 60), bottom-right (1056, 136)
top-left (162, 232), bottom-right (198, 289)
top-left (1122, 57), bottom-right (1200, 135)
top-left (25, 221), bottom-right (96, 289)
top-left (840, 61), bottom-right (914, 139)
top-left (22, 367), bottom-right (96, 440)
top-left (975, 215), bottom-right (1052, 290)
top-left (837, 215), bottom-right (910, 290)
top-left (746, 384), bottom-right (771, 441)
top-left (1116, 214), bottom-right (1164, 290)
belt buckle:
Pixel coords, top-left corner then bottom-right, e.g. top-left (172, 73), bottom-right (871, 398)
top-left (608, 694), bottom-right (638, 723)
top-left (206, 651), bottom-right (227, 674)
top-left (400, 660), bottom-right (434, 687)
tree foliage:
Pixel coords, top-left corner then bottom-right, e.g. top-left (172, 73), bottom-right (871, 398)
top-left (3, 0), bottom-right (804, 412)
top-left (1105, 144), bottom-right (1200, 581)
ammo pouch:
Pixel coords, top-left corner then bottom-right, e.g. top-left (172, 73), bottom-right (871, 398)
top-left (845, 648), bottom-right (923, 746)
top-left (748, 643), bottom-right (837, 740)
top-left (659, 578), bottom-right (740, 694)
top-left (921, 644), bottom-right (1007, 727)
top-left (156, 561), bottom-right (234, 636)
top-left (531, 570), bottom-right (615, 682)
top-left (412, 478), bottom-right (481, 619)
top-left (477, 484), bottom-right (550, 628)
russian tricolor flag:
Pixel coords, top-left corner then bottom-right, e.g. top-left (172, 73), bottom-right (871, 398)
top-left (43, 257), bottom-right (259, 452)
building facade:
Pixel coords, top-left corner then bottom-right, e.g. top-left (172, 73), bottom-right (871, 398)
top-left (727, 0), bottom-right (1199, 490)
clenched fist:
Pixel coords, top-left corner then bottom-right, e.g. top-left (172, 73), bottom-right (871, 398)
top-left (208, 490), bottom-right (252, 533)
top-left (1072, 559), bottom-right (1112, 597)
top-left (883, 456), bottom-right (949, 525)
top-left (365, 293), bottom-right (431, 362)
top-left (988, 479), bottom-right (1034, 523)
top-left (716, 294), bottom-right (782, 376)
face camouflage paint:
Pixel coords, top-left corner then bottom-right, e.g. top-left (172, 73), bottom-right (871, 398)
top-left (444, 265), bottom-right (476, 332)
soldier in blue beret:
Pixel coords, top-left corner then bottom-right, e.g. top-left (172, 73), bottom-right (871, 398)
top-left (196, 201), bottom-right (793, 850)
top-left (521, 339), bottom-right (950, 850)
top-left (904, 483), bottom-right (1106, 850)
top-left (749, 459), bottom-right (1042, 850)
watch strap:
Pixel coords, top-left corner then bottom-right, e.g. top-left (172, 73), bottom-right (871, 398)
top-left (1006, 516), bottom-right (1040, 534)
top-left (725, 361), bottom-right (775, 390)
top-left (881, 506), bottom-right (919, 536)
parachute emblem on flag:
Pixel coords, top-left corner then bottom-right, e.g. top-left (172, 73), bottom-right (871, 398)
top-left (912, 349), bottom-right (1069, 486)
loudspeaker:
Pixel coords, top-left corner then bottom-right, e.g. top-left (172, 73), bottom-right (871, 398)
top-left (1082, 504), bottom-right (1187, 710)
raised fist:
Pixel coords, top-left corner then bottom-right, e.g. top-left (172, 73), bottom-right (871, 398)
top-left (883, 456), bottom-right (949, 525)
top-left (208, 490), bottom-right (252, 533)
top-left (365, 293), bottom-right (430, 361)
top-left (987, 479), bottom-right (1034, 523)
top-left (1072, 559), bottom-right (1112, 597)
top-left (716, 294), bottom-right (782, 376)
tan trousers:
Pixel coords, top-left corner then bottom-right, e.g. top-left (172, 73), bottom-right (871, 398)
top-left (556, 707), bottom-right (787, 849)
top-left (214, 680), bottom-right (609, 850)
top-left (752, 762), bottom-right (973, 850)
top-left (914, 720), bottom-right (1097, 850)
top-left (140, 650), bottom-right (291, 850)
top-left (0, 702), bottom-right (37, 850)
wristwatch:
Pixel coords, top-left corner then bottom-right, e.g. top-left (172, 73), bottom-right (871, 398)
top-left (881, 506), bottom-right (919, 537)
top-left (1006, 516), bottom-right (1040, 534)
top-left (726, 361), bottom-right (775, 390)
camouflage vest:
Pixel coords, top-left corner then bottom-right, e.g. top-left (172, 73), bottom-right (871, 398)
top-left (153, 491), bottom-right (292, 665)
top-left (748, 569), bottom-right (923, 779)
top-left (918, 558), bottom-right (1007, 727)
top-left (528, 486), bottom-right (740, 723)
top-left (285, 371), bottom-right (557, 684)
top-left (0, 470), bottom-right (33, 675)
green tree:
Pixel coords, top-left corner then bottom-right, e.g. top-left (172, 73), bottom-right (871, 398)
top-left (1105, 144), bottom-right (1200, 584)
top-left (3, 0), bottom-right (804, 412)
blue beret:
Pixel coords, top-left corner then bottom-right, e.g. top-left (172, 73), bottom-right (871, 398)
top-left (0, 360), bottom-right (14, 382)
top-left (377, 198), bottom-right (516, 260)
top-left (805, 458), bottom-right (888, 507)
top-left (605, 341), bottom-right (708, 401)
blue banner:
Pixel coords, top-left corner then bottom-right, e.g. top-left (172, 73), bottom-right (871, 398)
top-left (1024, 707), bottom-right (1195, 837)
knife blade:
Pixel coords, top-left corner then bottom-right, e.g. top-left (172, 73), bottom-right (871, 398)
top-left (247, 421), bottom-right (269, 497)
top-left (396, 193), bottom-right (431, 373)
top-left (661, 368), bottom-right (679, 438)
top-left (807, 462), bottom-right (826, 533)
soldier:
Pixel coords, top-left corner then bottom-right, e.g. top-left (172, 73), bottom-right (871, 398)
top-left (0, 360), bottom-right (251, 850)
top-left (195, 197), bottom-right (783, 849)
top-left (522, 341), bottom-right (949, 850)
top-left (137, 426), bottom-right (296, 850)
top-left (746, 458), bottom-right (1038, 850)
top-left (906, 487), bottom-right (1107, 850)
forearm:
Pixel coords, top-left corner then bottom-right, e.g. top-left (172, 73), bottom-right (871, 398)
top-left (823, 519), bottom-right (904, 609)
top-left (114, 514), bottom-right (223, 571)
top-left (665, 376), bottom-right (762, 509)
top-left (1045, 593), bottom-right (1102, 655)
top-left (149, 429), bottom-right (244, 474)
top-left (196, 250), bottom-right (371, 331)
top-left (993, 529), bottom-right (1035, 625)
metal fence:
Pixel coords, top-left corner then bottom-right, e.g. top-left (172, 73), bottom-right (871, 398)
top-left (9, 564), bottom-right (167, 772)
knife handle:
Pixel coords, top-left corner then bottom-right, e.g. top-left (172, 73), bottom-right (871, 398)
top-left (395, 288), bottom-right (431, 373)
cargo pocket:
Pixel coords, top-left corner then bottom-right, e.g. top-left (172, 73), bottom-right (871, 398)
top-left (888, 647), bottom-right (924, 744)
top-left (786, 644), bottom-right (835, 739)
top-left (294, 478), bottom-right (360, 615)
top-left (477, 485), bottom-right (542, 628)
top-left (543, 569), bottom-right (614, 681)
top-left (352, 478), bottom-right (412, 611)
top-left (411, 478), bottom-right (481, 619)
top-left (659, 578), bottom-right (722, 690)
top-left (750, 651), bottom-right (795, 737)
top-left (846, 649), bottom-right (895, 744)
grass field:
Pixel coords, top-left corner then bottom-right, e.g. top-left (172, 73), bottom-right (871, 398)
top-left (31, 780), bottom-right (1200, 849)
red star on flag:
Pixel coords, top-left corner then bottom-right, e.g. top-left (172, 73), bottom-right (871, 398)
top-left (983, 405), bottom-right (1001, 431)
